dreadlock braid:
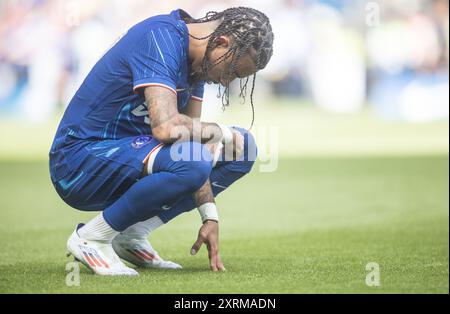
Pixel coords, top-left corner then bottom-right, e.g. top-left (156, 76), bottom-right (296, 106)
top-left (183, 7), bottom-right (274, 129)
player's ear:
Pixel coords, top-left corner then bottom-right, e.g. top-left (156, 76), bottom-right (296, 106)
top-left (212, 36), bottom-right (231, 49)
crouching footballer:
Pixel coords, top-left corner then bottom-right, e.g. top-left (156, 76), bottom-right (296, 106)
top-left (49, 7), bottom-right (273, 275)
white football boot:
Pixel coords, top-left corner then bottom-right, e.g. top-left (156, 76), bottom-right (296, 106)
top-left (112, 234), bottom-right (182, 269)
top-left (67, 224), bottom-right (139, 276)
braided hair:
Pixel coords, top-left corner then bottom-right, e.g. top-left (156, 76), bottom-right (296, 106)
top-left (183, 7), bottom-right (274, 129)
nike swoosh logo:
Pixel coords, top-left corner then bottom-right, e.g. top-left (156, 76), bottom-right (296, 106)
top-left (59, 172), bottom-right (84, 190)
top-left (161, 205), bottom-right (171, 210)
top-left (211, 181), bottom-right (227, 189)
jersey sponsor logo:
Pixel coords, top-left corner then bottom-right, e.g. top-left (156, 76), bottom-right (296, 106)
top-left (131, 102), bottom-right (150, 125)
top-left (132, 135), bottom-right (151, 149)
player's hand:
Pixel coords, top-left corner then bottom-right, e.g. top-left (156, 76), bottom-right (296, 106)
top-left (223, 128), bottom-right (244, 161)
top-left (190, 220), bottom-right (226, 271)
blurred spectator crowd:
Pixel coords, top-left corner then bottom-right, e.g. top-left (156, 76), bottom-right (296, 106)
top-left (0, 0), bottom-right (448, 122)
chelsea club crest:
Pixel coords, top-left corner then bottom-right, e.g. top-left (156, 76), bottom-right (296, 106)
top-left (131, 135), bottom-right (151, 149)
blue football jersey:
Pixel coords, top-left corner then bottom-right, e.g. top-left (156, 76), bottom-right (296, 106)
top-left (52, 9), bottom-right (203, 147)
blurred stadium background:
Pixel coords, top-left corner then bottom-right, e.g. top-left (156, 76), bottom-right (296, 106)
top-left (0, 0), bottom-right (448, 157)
top-left (0, 0), bottom-right (448, 293)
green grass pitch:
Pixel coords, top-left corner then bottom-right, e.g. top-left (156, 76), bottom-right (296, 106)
top-left (0, 155), bottom-right (448, 293)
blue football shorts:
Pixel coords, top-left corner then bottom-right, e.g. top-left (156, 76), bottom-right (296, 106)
top-left (49, 135), bottom-right (162, 211)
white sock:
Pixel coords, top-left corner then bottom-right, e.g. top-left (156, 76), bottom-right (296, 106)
top-left (119, 216), bottom-right (164, 239)
top-left (78, 213), bottom-right (119, 243)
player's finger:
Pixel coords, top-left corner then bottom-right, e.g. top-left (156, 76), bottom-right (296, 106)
top-left (208, 246), bottom-right (220, 271)
top-left (206, 241), bottom-right (212, 259)
top-left (191, 236), bottom-right (204, 255)
top-left (215, 254), bottom-right (225, 271)
top-left (210, 255), bottom-right (219, 271)
top-left (217, 260), bottom-right (226, 271)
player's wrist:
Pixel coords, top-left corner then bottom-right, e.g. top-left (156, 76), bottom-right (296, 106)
top-left (217, 123), bottom-right (233, 145)
top-left (198, 202), bottom-right (219, 223)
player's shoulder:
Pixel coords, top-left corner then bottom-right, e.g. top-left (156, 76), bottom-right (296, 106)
top-left (128, 9), bottom-right (187, 40)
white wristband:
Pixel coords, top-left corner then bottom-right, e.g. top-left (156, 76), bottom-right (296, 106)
top-left (198, 202), bottom-right (219, 223)
top-left (217, 124), bottom-right (233, 145)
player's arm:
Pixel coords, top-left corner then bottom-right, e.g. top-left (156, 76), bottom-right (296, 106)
top-left (181, 97), bottom-right (226, 272)
top-left (190, 178), bottom-right (225, 272)
top-left (145, 86), bottom-right (230, 144)
top-left (145, 86), bottom-right (226, 271)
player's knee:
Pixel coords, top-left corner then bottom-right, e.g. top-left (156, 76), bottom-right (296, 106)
top-left (189, 159), bottom-right (213, 190)
top-left (171, 141), bottom-right (212, 190)
top-left (233, 127), bottom-right (257, 174)
top-left (176, 159), bottom-right (212, 192)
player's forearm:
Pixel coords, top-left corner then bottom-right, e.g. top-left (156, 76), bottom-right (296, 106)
top-left (152, 113), bottom-right (223, 144)
top-left (145, 86), bottom-right (231, 144)
top-left (193, 179), bottom-right (215, 206)
top-left (193, 179), bottom-right (219, 223)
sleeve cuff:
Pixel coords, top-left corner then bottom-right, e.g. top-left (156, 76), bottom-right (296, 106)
top-left (133, 78), bottom-right (177, 95)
